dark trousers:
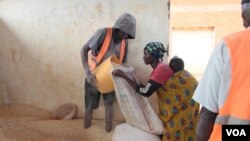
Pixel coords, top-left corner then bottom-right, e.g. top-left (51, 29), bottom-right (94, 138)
top-left (84, 79), bottom-right (115, 132)
top-left (84, 79), bottom-right (115, 110)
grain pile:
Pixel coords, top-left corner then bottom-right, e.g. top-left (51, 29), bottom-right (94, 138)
top-left (0, 103), bottom-right (119, 141)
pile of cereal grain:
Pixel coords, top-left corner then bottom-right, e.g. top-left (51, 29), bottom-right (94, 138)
top-left (0, 103), bottom-right (118, 141)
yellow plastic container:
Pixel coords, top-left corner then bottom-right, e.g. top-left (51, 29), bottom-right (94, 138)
top-left (93, 55), bottom-right (120, 93)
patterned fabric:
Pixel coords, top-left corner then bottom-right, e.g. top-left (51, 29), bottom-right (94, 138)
top-left (156, 70), bottom-right (200, 141)
top-left (144, 42), bottom-right (166, 60)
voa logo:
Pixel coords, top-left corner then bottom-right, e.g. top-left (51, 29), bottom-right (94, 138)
top-left (226, 129), bottom-right (246, 136)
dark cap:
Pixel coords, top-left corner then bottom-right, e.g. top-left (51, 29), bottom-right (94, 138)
top-left (242, 0), bottom-right (250, 4)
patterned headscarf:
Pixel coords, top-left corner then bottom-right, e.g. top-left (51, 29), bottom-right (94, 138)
top-left (144, 42), bottom-right (167, 61)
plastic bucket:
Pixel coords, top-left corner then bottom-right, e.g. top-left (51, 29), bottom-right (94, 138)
top-left (93, 55), bottom-right (120, 93)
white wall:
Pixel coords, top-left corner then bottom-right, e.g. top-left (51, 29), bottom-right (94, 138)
top-left (0, 0), bottom-right (169, 120)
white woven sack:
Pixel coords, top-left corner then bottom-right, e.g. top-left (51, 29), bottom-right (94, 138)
top-left (112, 123), bottom-right (161, 141)
top-left (111, 64), bottom-right (164, 135)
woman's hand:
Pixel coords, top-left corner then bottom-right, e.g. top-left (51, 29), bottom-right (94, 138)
top-left (113, 69), bottom-right (139, 91)
top-left (112, 69), bottom-right (126, 78)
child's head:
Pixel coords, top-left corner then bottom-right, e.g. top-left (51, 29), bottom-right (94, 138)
top-left (169, 56), bottom-right (184, 73)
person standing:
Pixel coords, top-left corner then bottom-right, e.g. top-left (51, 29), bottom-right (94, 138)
top-left (80, 13), bottom-right (136, 132)
top-left (193, 0), bottom-right (250, 140)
